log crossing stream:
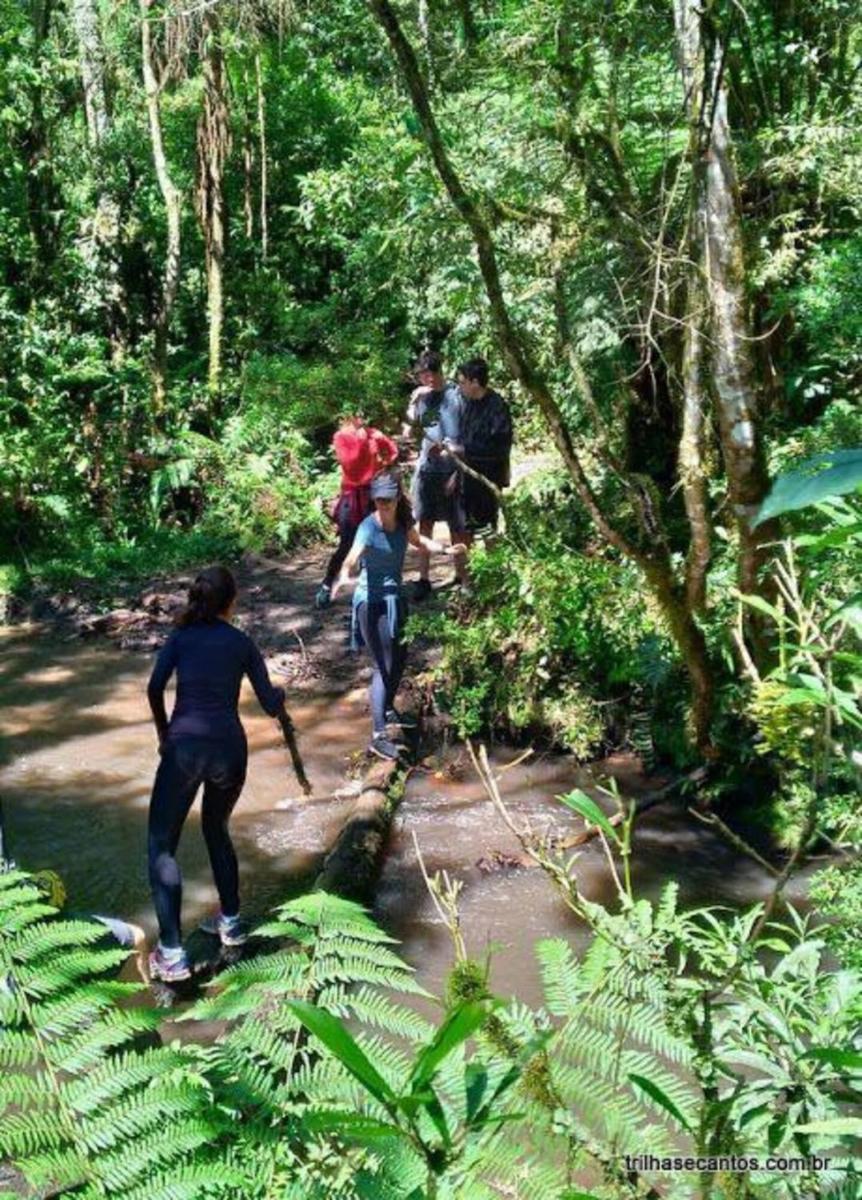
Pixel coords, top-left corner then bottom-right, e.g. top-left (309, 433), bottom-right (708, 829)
top-left (0, 549), bottom-right (810, 1006)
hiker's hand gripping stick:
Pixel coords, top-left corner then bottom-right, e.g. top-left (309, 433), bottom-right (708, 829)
top-left (277, 708), bottom-right (313, 796)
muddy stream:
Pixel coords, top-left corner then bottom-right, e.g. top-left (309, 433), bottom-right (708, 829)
top-left (0, 549), bottom-right (805, 1007)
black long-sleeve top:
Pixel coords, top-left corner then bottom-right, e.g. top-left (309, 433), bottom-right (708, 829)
top-left (147, 621), bottom-right (285, 742)
top-left (461, 389), bottom-right (513, 466)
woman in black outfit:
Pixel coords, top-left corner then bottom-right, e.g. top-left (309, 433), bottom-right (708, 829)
top-left (146, 566), bottom-right (286, 982)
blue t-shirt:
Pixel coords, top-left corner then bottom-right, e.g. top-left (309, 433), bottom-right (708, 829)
top-left (352, 515), bottom-right (408, 606)
top-left (147, 621), bottom-right (285, 742)
top-left (409, 383), bottom-right (463, 475)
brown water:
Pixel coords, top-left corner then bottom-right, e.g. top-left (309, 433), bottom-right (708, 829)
top-left (375, 748), bottom-right (811, 1006)
top-left (0, 626), bottom-right (365, 933)
top-left (0, 624), bottom-right (804, 1005)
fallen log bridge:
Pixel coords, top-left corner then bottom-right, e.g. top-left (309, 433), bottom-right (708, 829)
top-left (313, 757), bottom-right (407, 903)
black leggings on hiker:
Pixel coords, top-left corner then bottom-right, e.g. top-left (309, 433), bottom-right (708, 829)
top-left (148, 734), bottom-right (246, 948)
top-left (322, 494), bottom-right (367, 588)
top-left (357, 599), bottom-right (408, 733)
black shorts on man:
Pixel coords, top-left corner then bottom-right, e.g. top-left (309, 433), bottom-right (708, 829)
top-left (412, 469), bottom-right (466, 531)
top-left (463, 458), bottom-right (507, 532)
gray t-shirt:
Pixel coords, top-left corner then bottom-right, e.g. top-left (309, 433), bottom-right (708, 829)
top-left (408, 383), bottom-right (463, 475)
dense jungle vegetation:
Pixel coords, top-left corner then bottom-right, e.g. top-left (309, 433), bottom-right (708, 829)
top-left (1, 0), bottom-right (861, 1196)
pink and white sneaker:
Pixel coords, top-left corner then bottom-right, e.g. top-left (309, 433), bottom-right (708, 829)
top-left (148, 944), bottom-right (191, 983)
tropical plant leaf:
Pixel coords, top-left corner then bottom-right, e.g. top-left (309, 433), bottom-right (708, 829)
top-left (409, 1001), bottom-right (489, 1092)
top-left (556, 790), bottom-right (617, 842)
top-left (794, 1118), bottom-right (862, 1136)
top-left (628, 1073), bottom-right (693, 1133)
top-left (285, 999), bottom-right (396, 1107)
top-left (756, 449), bottom-right (862, 524)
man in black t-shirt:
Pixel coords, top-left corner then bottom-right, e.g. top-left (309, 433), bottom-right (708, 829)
top-left (456, 357), bottom-right (513, 540)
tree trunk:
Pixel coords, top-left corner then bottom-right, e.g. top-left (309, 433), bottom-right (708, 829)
top-left (674, 0), bottom-right (712, 614)
top-left (141, 0), bottom-right (182, 419)
top-left (195, 8), bottom-right (231, 399)
top-left (367, 0), bottom-right (717, 751)
top-left (242, 66), bottom-right (255, 240)
top-left (674, 0), bottom-right (776, 604)
top-left (70, 0), bottom-right (126, 359)
top-left (22, 0), bottom-right (60, 280)
top-left (678, 280), bottom-right (712, 614)
top-left (703, 69), bottom-right (776, 597)
top-left (452, 0), bottom-right (477, 48)
top-left (255, 52), bottom-right (269, 262)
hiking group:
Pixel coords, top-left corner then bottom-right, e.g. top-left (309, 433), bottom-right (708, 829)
top-left (145, 351), bottom-right (512, 984)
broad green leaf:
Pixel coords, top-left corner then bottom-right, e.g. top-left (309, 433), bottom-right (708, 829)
top-left (796, 522), bottom-right (862, 551)
top-left (795, 1118), bottom-right (862, 1137)
top-left (418, 1083), bottom-right (451, 1148)
top-left (556, 790), bottom-right (618, 843)
top-left (756, 449), bottom-right (862, 524)
top-left (464, 1063), bottom-right (489, 1125)
top-left (285, 999), bottom-right (396, 1106)
top-left (303, 1110), bottom-right (404, 1141)
top-left (737, 592), bottom-right (781, 621)
top-left (628, 1073), bottom-right (693, 1133)
top-left (803, 1048), bottom-right (862, 1073)
top-left (409, 1001), bottom-right (489, 1092)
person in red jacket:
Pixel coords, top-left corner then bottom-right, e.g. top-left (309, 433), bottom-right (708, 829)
top-left (315, 416), bottom-right (399, 609)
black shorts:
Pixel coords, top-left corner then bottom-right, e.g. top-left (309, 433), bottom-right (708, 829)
top-left (463, 459), bottom-right (506, 532)
top-left (412, 470), bottom-right (466, 531)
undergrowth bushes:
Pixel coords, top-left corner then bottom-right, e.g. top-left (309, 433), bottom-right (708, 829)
top-left (408, 473), bottom-right (682, 761)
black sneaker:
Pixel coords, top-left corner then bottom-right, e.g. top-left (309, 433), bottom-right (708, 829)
top-left (412, 578), bottom-right (432, 602)
top-left (368, 733), bottom-right (407, 761)
top-left (385, 708), bottom-right (418, 730)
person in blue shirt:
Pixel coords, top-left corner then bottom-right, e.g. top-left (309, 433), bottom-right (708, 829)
top-left (146, 566), bottom-right (287, 983)
top-left (331, 470), bottom-right (465, 760)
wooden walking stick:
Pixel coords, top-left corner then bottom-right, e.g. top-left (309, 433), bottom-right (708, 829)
top-left (277, 709), bottom-right (313, 796)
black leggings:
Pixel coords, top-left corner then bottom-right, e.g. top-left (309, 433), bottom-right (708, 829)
top-left (357, 600), bottom-right (408, 734)
top-left (147, 735), bottom-right (247, 948)
top-left (322, 495), bottom-right (366, 587)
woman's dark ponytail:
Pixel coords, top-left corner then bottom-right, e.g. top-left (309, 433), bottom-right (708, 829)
top-left (177, 566), bottom-right (237, 627)
top-left (396, 493), bottom-right (414, 530)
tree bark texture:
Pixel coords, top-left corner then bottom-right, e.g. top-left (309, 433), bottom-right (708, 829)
top-left (71, 0), bottom-right (126, 358)
top-left (368, 0), bottom-right (716, 751)
top-left (22, 0), bottom-right (60, 278)
top-left (195, 8), bottom-right (231, 397)
top-left (255, 52), bottom-right (269, 261)
top-left (242, 66), bottom-right (255, 240)
top-left (141, 0), bottom-right (182, 417)
top-left (674, 0), bottom-right (775, 601)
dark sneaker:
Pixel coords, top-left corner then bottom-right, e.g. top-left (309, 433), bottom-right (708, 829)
top-left (314, 583), bottom-right (332, 610)
top-left (385, 708), bottom-right (418, 730)
top-left (412, 578), bottom-right (432, 602)
top-left (149, 945), bottom-right (192, 983)
top-left (198, 911), bottom-right (248, 947)
top-left (368, 734), bottom-right (408, 761)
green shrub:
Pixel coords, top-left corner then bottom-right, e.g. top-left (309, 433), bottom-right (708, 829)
top-left (408, 531), bottom-right (674, 759)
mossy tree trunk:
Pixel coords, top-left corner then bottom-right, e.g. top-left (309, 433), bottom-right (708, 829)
top-left (140, 0), bottom-right (182, 421)
top-left (70, 0), bottom-right (127, 362)
top-left (195, 7), bottom-right (230, 401)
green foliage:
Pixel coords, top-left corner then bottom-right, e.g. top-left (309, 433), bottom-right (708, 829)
top-left (408, 484), bottom-right (678, 758)
top-left (3, 865), bottom-right (862, 1199)
top-left (0, 870), bottom-right (231, 1198)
